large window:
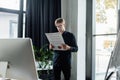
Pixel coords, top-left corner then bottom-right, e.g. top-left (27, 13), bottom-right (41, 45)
top-left (94, 0), bottom-right (118, 80)
top-left (0, 0), bottom-right (20, 10)
top-left (0, 12), bottom-right (18, 38)
top-left (0, 0), bottom-right (26, 38)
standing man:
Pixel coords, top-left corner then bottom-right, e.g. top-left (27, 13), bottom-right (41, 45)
top-left (50, 18), bottom-right (78, 80)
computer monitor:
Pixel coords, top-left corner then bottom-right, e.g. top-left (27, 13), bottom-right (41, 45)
top-left (0, 38), bottom-right (38, 80)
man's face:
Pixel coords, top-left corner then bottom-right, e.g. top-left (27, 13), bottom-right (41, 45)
top-left (55, 22), bottom-right (65, 33)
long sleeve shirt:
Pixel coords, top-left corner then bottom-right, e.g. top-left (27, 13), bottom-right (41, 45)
top-left (53, 31), bottom-right (78, 66)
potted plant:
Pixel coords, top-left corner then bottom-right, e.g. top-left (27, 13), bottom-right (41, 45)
top-left (33, 44), bottom-right (54, 80)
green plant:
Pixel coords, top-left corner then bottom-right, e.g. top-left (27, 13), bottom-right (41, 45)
top-left (33, 44), bottom-right (53, 70)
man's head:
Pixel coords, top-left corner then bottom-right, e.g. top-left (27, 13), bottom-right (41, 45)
top-left (55, 18), bottom-right (65, 33)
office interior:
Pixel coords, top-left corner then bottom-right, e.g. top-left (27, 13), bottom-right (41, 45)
top-left (0, 0), bottom-right (119, 80)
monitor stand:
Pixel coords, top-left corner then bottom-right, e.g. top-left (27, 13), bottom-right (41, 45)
top-left (0, 61), bottom-right (8, 79)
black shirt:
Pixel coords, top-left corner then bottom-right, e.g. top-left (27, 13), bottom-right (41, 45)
top-left (53, 31), bottom-right (78, 66)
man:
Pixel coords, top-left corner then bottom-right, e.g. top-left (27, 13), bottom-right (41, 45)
top-left (50, 18), bottom-right (78, 80)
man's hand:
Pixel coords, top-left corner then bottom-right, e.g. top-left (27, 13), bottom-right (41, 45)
top-left (58, 44), bottom-right (71, 51)
top-left (50, 44), bottom-right (71, 51)
top-left (49, 44), bottom-right (54, 49)
top-left (62, 44), bottom-right (71, 50)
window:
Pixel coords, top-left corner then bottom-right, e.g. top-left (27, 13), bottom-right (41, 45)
top-left (0, 0), bottom-right (26, 38)
top-left (23, 0), bottom-right (26, 11)
top-left (9, 20), bottom-right (18, 38)
top-left (94, 0), bottom-right (118, 80)
top-left (0, 12), bottom-right (18, 38)
top-left (0, 0), bottom-right (20, 10)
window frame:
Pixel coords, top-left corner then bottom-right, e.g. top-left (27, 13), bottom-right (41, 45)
top-left (92, 0), bottom-right (119, 80)
top-left (0, 0), bottom-right (26, 38)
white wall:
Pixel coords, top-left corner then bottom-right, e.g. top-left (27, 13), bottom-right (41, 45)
top-left (61, 0), bottom-right (86, 80)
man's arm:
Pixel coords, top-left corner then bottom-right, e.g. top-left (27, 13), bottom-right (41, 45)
top-left (69, 33), bottom-right (78, 52)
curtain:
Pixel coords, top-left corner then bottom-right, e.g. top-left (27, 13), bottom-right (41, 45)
top-left (25, 0), bottom-right (61, 48)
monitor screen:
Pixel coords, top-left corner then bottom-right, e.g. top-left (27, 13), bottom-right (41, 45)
top-left (0, 38), bottom-right (38, 80)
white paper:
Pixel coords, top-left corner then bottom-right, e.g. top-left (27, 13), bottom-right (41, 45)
top-left (45, 32), bottom-right (65, 50)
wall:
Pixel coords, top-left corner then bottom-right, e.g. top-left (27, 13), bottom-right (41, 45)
top-left (61, 0), bottom-right (86, 80)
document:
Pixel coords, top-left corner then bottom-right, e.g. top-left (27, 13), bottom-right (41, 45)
top-left (45, 32), bottom-right (65, 50)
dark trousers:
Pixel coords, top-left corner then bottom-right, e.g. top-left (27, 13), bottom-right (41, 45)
top-left (53, 65), bottom-right (71, 80)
